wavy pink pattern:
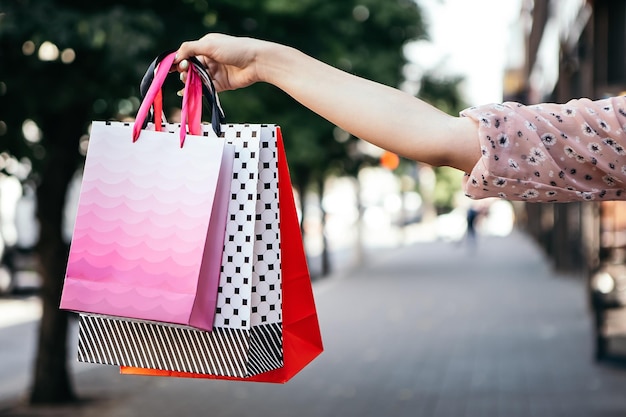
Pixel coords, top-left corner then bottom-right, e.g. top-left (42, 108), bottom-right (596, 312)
top-left (60, 122), bottom-right (228, 331)
top-left (67, 234), bottom-right (204, 268)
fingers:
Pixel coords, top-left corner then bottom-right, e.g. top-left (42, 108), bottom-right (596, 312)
top-left (176, 70), bottom-right (186, 97)
top-left (174, 39), bottom-right (200, 64)
top-left (176, 59), bottom-right (189, 76)
top-left (168, 58), bottom-right (189, 75)
top-left (174, 35), bottom-right (218, 93)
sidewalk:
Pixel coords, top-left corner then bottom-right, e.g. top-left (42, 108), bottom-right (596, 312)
top-left (3, 230), bottom-right (626, 416)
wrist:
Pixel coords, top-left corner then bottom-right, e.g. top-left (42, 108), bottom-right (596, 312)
top-left (254, 41), bottom-right (299, 86)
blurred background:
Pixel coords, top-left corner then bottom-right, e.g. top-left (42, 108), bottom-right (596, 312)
top-left (3, 0), bottom-right (626, 415)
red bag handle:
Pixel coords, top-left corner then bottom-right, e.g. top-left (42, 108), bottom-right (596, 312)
top-left (153, 90), bottom-right (163, 131)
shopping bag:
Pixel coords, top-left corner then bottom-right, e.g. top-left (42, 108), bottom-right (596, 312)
top-left (119, 128), bottom-right (323, 383)
top-left (60, 52), bottom-right (233, 331)
top-left (77, 124), bottom-right (297, 379)
top-left (75, 53), bottom-right (323, 382)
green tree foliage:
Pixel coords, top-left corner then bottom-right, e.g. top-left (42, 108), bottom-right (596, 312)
top-left (208, 0), bottom-right (427, 187)
top-left (418, 72), bottom-right (466, 117)
top-left (417, 73), bottom-right (467, 212)
top-left (1, 2), bottom-right (175, 404)
top-left (0, 0), bottom-right (426, 404)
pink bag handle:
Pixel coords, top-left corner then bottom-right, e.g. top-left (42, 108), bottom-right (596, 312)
top-left (179, 63), bottom-right (202, 146)
top-left (132, 52), bottom-right (202, 147)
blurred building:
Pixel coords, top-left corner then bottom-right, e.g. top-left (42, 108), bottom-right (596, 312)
top-left (504, 0), bottom-right (626, 274)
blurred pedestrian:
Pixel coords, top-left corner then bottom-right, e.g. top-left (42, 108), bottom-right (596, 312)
top-left (175, 34), bottom-right (626, 203)
top-left (462, 202), bottom-right (489, 251)
top-left (465, 205), bottom-right (480, 245)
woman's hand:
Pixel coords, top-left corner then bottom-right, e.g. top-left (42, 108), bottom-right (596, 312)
top-left (174, 33), bottom-right (274, 92)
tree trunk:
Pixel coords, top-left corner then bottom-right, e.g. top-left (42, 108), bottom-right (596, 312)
top-left (317, 176), bottom-right (331, 277)
top-left (30, 233), bottom-right (76, 404)
top-left (293, 171), bottom-right (316, 274)
top-left (30, 117), bottom-right (81, 404)
top-left (354, 176), bottom-right (364, 266)
top-left (553, 203), bottom-right (582, 272)
top-left (293, 172), bottom-right (309, 237)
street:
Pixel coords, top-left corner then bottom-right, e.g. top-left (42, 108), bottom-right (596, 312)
top-left (2, 230), bottom-right (626, 416)
top-left (0, 296), bottom-right (40, 405)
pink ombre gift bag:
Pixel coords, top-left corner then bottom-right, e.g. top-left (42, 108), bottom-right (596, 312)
top-left (60, 53), bottom-right (233, 331)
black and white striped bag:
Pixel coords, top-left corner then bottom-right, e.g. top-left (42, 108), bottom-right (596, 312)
top-left (76, 123), bottom-right (284, 378)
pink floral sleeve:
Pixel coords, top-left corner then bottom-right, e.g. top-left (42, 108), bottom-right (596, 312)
top-left (461, 96), bottom-right (626, 202)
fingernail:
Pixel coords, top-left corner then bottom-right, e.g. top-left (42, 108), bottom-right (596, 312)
top-left (176, 89), bottom-right (184, 97)
top-left (180, 59), bottom-right (188, 70)
top-left (180, 72), bottom-right (185, 81)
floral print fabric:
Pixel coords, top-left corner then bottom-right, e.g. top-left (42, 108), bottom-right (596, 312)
top-left (461, 96), bottom-right (626, 202)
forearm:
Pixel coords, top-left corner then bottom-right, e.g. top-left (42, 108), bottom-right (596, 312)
top-left (257, 43), bottom-right (480, 172)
